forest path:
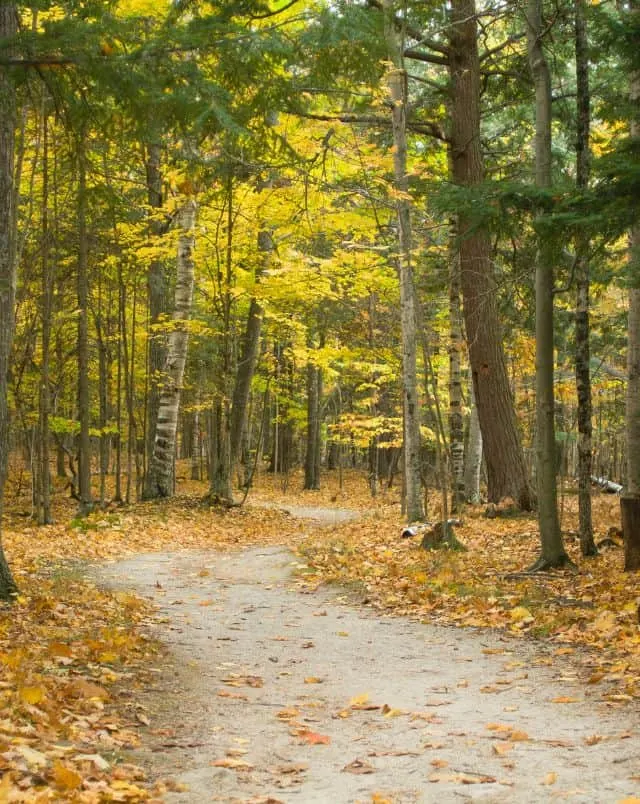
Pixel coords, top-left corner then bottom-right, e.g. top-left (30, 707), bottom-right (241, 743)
top-left (97, 506), bottom-right (640, 803)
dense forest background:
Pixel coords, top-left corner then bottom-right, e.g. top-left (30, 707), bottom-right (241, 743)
top-left (0, 0), bottom-right (639, 597)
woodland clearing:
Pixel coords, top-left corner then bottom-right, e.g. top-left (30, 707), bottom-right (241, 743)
top-left (0, 467), bottom-right (639, 801)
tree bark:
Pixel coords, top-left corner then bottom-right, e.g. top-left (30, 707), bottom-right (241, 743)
top-left (143, 200), bottom-right (197, 499)
top-left (304, 359), bottom-right (322, 490)
top-left (144, 143), bottom-right (169, 481)
top-left (0, 2), bottom-right (18, 599)
top-left (37, 107), bottom-right (52, 525)
top-left (574, 0), bottom-right (597, 556)
top-left (463, 382), bottom-right (483, 503)
top-left (623, 0), bottom-right (640, 570)
top-left (526, 0), bottom-right (569, 569)
top-left (384, 0), bottom-right (425, 522)
top-left (449, 237), bottom-right (465, 511)
top-left (449, 0), bottom-right (533, 511)
top-left (76, 135), bottom-right (93, 516)
top-left (228, 228), bottom-right (270, 474)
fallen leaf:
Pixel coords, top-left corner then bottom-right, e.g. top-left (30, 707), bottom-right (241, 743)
top-left (342, 758), bottom-right (375, 774)
top-left (304, 677), bottom-right (324, 684)
top-left (431, 758), bottom-right (449, 768)
top-left (52, 761), bottom-right (83, 790)
top-left (217, 689), bottom-right (248, 700)
top-left (551, 696), bottom-right (579, 704)
top-left (493, 742), bottom-right (513, 756)
top-left (18, 685), bottom-right (46, 705)
top-left (212, 758), bottom-right (254, 770)
top-left (276, 708), bottom-right (300, 721)
top-left (296, 729), bottom-right (330, 745)
top-left (542, 772), bottom-right (557, 785)
top-left (66, 679), bottom-right (110, 700)
top-left (429, 771), bottom-right (496, 784)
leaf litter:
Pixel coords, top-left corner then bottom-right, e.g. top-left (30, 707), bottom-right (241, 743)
top-left (2, 468), bottom-right (640, 800)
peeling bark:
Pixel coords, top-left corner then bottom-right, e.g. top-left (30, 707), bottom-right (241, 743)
top-left (143, 200), bottom-right (197, 500)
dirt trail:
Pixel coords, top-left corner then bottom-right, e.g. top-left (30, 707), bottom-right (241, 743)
top-left (97, 507), bottom-right (640, 803)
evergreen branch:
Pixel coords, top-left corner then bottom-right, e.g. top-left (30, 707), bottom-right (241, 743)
top-left (295, 110), bottom-right (448, 142)
top-left (403, 48), bottom-right (449, 66)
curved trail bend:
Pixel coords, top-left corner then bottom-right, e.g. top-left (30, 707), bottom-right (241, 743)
top-left (97, 506), bottom-right (640, 803)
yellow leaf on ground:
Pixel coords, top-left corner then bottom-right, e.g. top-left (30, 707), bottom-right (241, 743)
top-left (542, 772), bottom-right (557, 785)
top-left (510, 606), bottom-right (534, 623)
top-left (211, 758), bottom-right (254, 770)
top-left (52, 761), bottom-right (82, 790)
top-left (19, 685), bottom-right (46, 705)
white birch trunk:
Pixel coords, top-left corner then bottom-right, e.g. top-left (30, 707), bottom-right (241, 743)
top-left (143, 200), bottom-right (197, 499)
top-left (464, 384), bottom-right (483, 503)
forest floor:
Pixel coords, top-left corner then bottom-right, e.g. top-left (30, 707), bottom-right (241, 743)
top-left (1, 467), bottom-right (640, 802)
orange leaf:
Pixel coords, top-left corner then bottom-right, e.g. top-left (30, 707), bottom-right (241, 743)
top-left (298, 730), bottom-right (330, 745)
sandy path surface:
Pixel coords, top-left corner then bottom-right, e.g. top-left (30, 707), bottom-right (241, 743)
top-left (97, 508), bottom-right (640, 803)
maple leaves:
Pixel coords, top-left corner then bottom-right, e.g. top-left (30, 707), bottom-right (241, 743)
top-left (2, 466), bottom-right (640, 800)
top-left (299, 487), bottom-right (640, 700)
top-left (0, 480), bottom-right (308, 800)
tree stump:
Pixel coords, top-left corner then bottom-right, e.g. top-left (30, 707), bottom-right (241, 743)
top-left (621, 494), bottom-right (640, 571)
top-left (420, 521), bottom-right (466, 551)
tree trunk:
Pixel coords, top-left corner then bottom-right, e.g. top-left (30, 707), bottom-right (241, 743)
top-left (449, 237), bottom-right (465, 511)
top-left (143, 200), bottom-right (197, 499)
top-left (463, 383), bottom-right (483, 503)
top-left (228, 228), bottom-right (270, 473)
top-left (144, 143), bottom-right (168, 481)
top-left (37, 107), bottom-right (52, 525)
top-left (526, 0), bottom-right (568, 569)
top-left (384, 0), bottom-right (424, 522)
top-left (574, 0), bottom-right (597, 556)
top-left (304, 360), bottom-right (322, 490)
top-left (0, 2), bottom-right (18, 599)
top-left (623, 5), bottom-right (640, 569)
top-left (76, 136), bottom-right (93, 516)
top-left (449, 0), bottom-right (533, 511)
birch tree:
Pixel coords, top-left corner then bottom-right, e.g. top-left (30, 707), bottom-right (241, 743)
top-left (143, 199), bottom-right (197, 500)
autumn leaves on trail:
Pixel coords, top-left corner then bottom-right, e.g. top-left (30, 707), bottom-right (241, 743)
top-left (0, 469), bottom-right (639, 800)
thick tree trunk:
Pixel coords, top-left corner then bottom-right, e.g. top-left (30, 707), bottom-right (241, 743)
top-left (463, 383), bottom-right (483, 503)
top-left (449, 0), bottom-right (533, 511)
top-left (0, 2), bottom-right (18, 599)
top-left (623, 1), bottom-right (640, 569)
top-left (574, 0), bottom-right (597, 556)
top-left (76, 138), bottom-right (93, 516)
top-left (384, 0), bottom-right (424, 522)
top-left (143, 200), bottom-right (197, 499)
top-left (526, 0), bottom-right (568, 569)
